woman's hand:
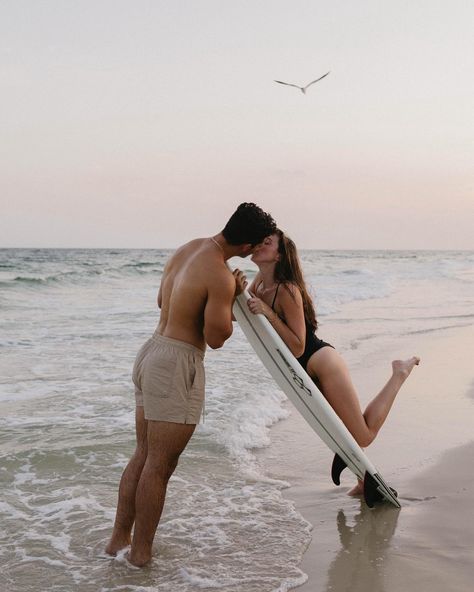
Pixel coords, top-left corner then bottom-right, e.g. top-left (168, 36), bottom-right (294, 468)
top-left (247, 295), bottom-right (273, 318)
top-left (233, 269), bottom-right (248, 296)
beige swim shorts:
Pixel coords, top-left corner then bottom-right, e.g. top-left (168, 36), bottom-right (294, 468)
top-left (132, 331), bottom-right (205, 424)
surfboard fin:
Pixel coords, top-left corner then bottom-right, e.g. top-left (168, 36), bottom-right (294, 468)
top-left (364, 472), bottom-right (399, 508)
top-left (331, 453), bottom-right (348, 485)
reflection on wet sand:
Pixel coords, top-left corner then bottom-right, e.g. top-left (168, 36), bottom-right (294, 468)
top-left (325, 503), bottom-right (400, 592)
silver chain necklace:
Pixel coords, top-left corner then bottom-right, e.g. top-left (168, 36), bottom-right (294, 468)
top-left (210, 237), bottom-right (224, 253)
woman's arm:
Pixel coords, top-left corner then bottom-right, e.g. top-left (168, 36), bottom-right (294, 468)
top-left (247, 284), bottom-right (306, 357)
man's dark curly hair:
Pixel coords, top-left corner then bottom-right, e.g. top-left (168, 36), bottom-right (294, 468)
top-left (222, 203), bottom-right (277, 246)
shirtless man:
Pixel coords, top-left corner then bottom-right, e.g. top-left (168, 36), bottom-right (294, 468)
top-left (105, 203), bottom-right (277, 566)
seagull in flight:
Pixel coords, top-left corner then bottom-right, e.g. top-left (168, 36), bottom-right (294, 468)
top-left (274, 71), bottom-right (330, 94)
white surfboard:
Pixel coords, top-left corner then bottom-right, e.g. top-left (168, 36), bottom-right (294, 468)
top-left (233, 288), bottom-right (401, 508)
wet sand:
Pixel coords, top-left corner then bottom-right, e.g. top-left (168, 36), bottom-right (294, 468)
top-left (259, 323), bottom-right (474, 591)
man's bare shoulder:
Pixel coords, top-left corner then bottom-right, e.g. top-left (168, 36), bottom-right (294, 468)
top-left (164, 238), bottom-right (206, 268)
top-left (173, 238), bottom-right (206, 257)
top-left (166, 238), bottom-right (234, 289)
top-left (206, 263), bottom-right (235, 291)
top-left (183, 237), bottom-right (207, 250)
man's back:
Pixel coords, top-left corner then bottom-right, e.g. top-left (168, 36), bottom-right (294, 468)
top-left (157, 238), bottom-right (236, 350)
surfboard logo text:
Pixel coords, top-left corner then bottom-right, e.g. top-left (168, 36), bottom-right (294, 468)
top-left (276, 349), bottom-right (313, 397)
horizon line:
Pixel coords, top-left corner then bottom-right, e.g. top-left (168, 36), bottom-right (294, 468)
top-left (1, 246), bottom-right (473, 252)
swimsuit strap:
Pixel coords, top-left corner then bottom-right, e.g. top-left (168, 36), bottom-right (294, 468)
top-left (271, 283), bottom-right (281, 310)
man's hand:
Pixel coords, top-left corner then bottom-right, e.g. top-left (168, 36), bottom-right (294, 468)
top-left (232, 269), bottom-right (248, 297)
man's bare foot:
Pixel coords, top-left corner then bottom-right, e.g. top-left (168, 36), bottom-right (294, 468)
top-left (392, 356), bottom-right (420, 380)
top-left (348, 480), bottom-right (364, 497)
top-left (105, 535), bottom-right (131, 557)
top-left (126, 549), bottom-right (152, 568)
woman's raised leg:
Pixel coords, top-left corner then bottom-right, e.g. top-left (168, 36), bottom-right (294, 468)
top-left (306, 348), bottom-right (420, 449)
top-left (306, 348), bottom-right (419, 494)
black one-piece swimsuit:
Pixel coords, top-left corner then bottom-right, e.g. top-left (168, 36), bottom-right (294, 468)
top-left (267, 282), bottom-right (334, 371)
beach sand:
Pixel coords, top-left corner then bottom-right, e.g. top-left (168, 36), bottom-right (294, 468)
top-left (259, 323), bottom-right (474, 591)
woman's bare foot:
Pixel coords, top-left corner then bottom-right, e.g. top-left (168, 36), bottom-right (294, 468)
top-left (105, 534), bottom-right (131, 557)
top-left (348, 479), bottom-right (364, 497)
top-left (392, 356), bottom-right (420, 380)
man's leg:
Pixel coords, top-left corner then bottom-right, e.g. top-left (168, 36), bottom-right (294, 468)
top-left (128, 420), bottom-right (196, 567)
top-left (105, 407), bottom-right (148, 555)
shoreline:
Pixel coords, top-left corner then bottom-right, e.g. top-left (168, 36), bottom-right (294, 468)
top-left (258, 322), bottom-right (474, 592)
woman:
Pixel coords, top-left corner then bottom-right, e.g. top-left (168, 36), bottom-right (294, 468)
top-left (247, 230), bottom-right (420, 495)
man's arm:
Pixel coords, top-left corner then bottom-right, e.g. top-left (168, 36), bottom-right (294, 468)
top-left (157, 260), bottom-right (171, 309)
top-left (203, 272), bottom-right (237, 349)
top-left (157, 283), bottom-right (163, 309)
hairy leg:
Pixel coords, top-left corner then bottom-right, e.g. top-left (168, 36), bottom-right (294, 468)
top-left (306, 348), bottom-right (420, 448)
top-left (105, 407), bottom-right (148, 555)
top-left (128, 420), bottom-right (196, 567)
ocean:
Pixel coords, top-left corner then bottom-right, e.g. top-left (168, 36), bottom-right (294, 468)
top-left (1, 248), bottom-right (473, 592)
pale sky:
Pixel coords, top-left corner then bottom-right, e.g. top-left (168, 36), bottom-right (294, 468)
top-left (1, 0), bottom-right (473, 249)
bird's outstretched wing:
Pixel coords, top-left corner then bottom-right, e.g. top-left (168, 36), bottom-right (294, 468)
top-left (274, 80), bottom-right (302, 89)
top-left (304, 71), bottom-right (330, 90)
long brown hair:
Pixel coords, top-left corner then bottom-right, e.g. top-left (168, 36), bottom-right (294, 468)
top-left (274, 229), bottom-right (318, 331)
